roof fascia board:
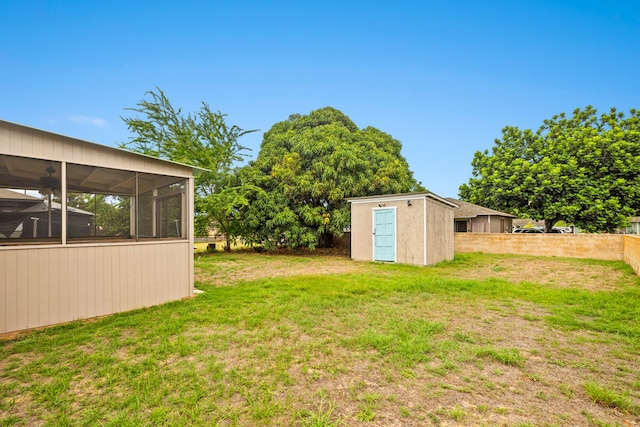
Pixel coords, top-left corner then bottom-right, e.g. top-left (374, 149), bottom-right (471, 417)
top-left (0, 119), bottom-right (208, 174)
top-left (348, 193), bottom-right (457, 208)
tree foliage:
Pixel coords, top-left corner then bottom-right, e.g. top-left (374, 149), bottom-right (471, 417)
top-left (459, 106), bottom-right (640, 232)
top-left (120, 88), bottom-right (255, 240)
top-left (196, 182), bottom-right (264, 251)
top-left (121, 88), bottom-right (253, 195)
top-left (67, 193), bottom-right (130, 237)
top-left (241, 107), bottom-right (423, 249)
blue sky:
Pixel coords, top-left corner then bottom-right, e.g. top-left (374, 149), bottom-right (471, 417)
top-left (1, 1), bottom-right (639, 197)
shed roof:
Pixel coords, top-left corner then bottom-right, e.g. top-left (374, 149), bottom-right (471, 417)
top-left (445, 198), bottom-right (515, 219)
top-left (347, 191), bottom-right (457, 208)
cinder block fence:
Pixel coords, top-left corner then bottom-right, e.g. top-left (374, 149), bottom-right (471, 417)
top-left (624, 235), bottom-right (640, 275)
top-left (454, 233), bottom-right (640, 276)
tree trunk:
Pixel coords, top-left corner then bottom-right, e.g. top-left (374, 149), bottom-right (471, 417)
top-left (317, 231), bottom-right (334, 248)
top-left (544, 219), bottom-right (559, 233)
top-left (225, 235), bottom-right (232, 252)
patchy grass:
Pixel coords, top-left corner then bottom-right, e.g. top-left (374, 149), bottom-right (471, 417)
top-left (1, 251), bottom-right (639, 426)
top-left (584, 381), bottom-right (640, 415)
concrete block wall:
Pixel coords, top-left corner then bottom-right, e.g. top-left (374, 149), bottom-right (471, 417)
top-left (623, 235), bottom-right (640, 275)
top-left (454, 233), bottom-right (625, 261)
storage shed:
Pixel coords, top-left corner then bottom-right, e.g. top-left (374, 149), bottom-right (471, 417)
top-left (347, 192), bottom-right (457, 266)
top-left (0, 120), bottom-right (197, 335)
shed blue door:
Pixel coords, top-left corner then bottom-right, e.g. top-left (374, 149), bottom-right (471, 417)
top-left (374, 209), bottom-right (395, 262)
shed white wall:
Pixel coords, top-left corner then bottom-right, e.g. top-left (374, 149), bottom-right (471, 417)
top-left (350, 202), bottom-right (373, 262)
top-left (425, 198), bottom-right (455, 264)
top-left (395, 200), bottom-right (425, 265)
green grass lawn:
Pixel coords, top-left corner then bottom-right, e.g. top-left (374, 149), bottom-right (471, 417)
top-left (1, 252), bottom-right (639, 426)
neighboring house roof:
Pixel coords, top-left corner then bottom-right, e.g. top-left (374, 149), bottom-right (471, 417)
top-left (21, 201), bottom-right (94, 216)
top-left (0, 189), bottom-right (93, 216)
top-left (446, 198), bottom-right (515, 219)
top-left (0, 189), bottom-right (43, 213)
top-left (0, 188), bottom-right (41, 201)
top-left (630, 217), bottom-right (640, 223)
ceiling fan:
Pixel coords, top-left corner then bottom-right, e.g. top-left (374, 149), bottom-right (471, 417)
top-left (39, 166), bottom-right (61, 197)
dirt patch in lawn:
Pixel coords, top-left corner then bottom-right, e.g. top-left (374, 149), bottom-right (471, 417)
top-left (435, 255), bottom-right (633, 291)
top-left (195, 248), bottom-right (369, 287)
top-left (197, 249), bottom-right (634, 292)
top-left (190, 251), bottom-right (640, 425)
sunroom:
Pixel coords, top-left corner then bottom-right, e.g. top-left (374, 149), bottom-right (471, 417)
top-left (0, 120), bottom-right (197, 335)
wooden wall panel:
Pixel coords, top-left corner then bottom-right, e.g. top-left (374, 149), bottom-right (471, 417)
top-left (48, 249), bottom-right (60, 325)
top-left (148, 244), bottom-right (159, 306)
top-left (0, 251), bottom-right (6, 333)
top-left (425, 200), bottom-right (455, 265)
top-left (32, 131), bottom-right (44, 156)
top-left (27, 250), bottom-right (39, 328)
top-left (15, 252), bottom-right (28, 330)
top-left (58, 250), bottom-right (70, 326)
top-left (71, 141), bottom-right (82, 164)
top-left (85, 246), bottom-right (97, 319)
top-left (161, 244), bottom-right (171, 301)
top-left (0, 242), bottom-right (192, 334)
top-left (171, 247), bottom-right (179, 300)
top-left (8, 253), bottom-right (21, 328)
top-left (349, 203), bottom-right (373, 262)
top-left (76, 247), bottom-right (87, 319)
top-left (425, 199), bottom-right (446, 265)
top-left (0, 125), bottom-right (9, 151)
top-left (102, 251), bottom-right (113, 317)
top-left (156, 245), bottom-right (165, 304)
top-left (180, 248), bottom-right (188, 299)
top-left (120, 246), bottom-right (130, 312)
top-left (9, 126), bottom-right (20, 151)
top-left (133, 246), bottom-right (142, 308)
top-left (67, 248), bottom-right (79, 321)
top-left (21, 128), bottom-right (33, 154)
top-left (42, 132), bottom-right (54, 158)
top-left (37, 249), bottom-right (50, 328)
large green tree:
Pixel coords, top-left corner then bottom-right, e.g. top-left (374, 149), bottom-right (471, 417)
top-left (68, 193), bottom-right (130, 237)
top-left (195, 180), bottom-right (263, 251)
top-left (241, 107), bottom-right (423, 249)
top-left (459, 106), bottom-right (640, 232)
top-left (120, 88), bottom-right (256, 241)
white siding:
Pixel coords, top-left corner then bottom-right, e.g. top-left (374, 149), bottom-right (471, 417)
top-left (0, 242), bottom-right (191, 333)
